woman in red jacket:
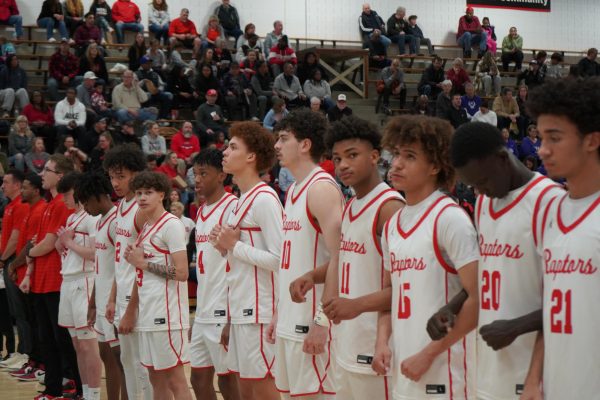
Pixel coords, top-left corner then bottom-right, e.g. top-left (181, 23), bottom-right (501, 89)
top-left (446, 57), bottom-right (471, 95)
top-left (21, 91), bottom-right (57, 153)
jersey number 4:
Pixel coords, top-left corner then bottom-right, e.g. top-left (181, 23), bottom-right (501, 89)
top-left (481, 270), bottom-right (501, 311)
top-left (550, 289), bottom-right (573, 334)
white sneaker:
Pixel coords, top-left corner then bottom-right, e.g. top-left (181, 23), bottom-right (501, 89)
top-left (0, 353), bottom-right (27, 369)
top-left (35, 369), bottom-right (45, 383)
top-left (48, 38), bottom-right (56, 43)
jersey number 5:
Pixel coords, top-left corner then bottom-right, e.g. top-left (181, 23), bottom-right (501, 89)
top-left (481, 270), bottom-right (501, 311)
top-left (397, 282), bottom-right (411, 319)
top-left (550, 289), bottom-right (573, 334)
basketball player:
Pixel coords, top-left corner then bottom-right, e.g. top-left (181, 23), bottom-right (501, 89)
top-left (190, 149), bottom-right (240, 400)
top-left (270, 109), bottom-right (344, 398)
top-left (103, 144), bottom-right (153, 400)
top-left (78, 172), bottom-right (127, 400)
top-left (318, 116), bottom-right (404, 399)
top-left (373, 115), bottom-right (479, 399)
top-left (520, 78), bottom-right (600, 400)
top-left (432, 122), bottom-right (562, 400)
top-left (55, 172), bottom-right (102, 400)
top-left (212, 122), bottom-right (282, 400)
top-left (124, 171), bottom-right (192, 400)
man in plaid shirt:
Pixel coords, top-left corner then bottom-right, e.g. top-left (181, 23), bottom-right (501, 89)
top-left (48, 39), bottom-right (79, 101)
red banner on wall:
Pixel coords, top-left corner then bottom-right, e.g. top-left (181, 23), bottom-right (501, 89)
top-left (467, 0), bottom-right (551, 12)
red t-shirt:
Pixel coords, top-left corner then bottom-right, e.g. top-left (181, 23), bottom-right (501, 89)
top-left (1, 195), bottom-right (29, 255)
top-left (170, 132), bottom-right (200, 160)
top-left (14, 199), bottom-right (47, 285)
top-left (31, 194), bottom-right (73, 294)
top-left (168, 18), bottom-right (198, 37)
top-left (319, 160), bottom-right (335, 177)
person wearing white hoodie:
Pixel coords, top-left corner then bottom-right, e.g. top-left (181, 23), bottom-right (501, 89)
top-left (54, 87), bottom-right (87, 144)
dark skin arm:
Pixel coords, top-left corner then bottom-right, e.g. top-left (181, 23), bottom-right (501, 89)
top-left (426, 289), bottom-right (468, 340)
top-left (7, 242), bottom-right (32, 282)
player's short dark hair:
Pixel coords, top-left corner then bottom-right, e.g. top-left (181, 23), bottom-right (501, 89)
top-left (408, 15), bottom-right (417, 21)
top-left (450, 122), bottom-right (505, 168)
top-left (325, 115), bottom-right (382, 152)
top-left (130, 171), bottom-right (171, 196)
top-left (23, 172), bottom-right (43, 193)
top-left (76, 172), bottom-right (114, 203)
top-left (277, 108), bottom-right (328, 162)
top-left (103, 143), bottom-right (146, 173)
top-left (229, 121), bottom-right (276, 173)
top-left (4, 169), bottom-right (24, 183)
top-left (193, 148), bottom-right (224, 171)
top-left (527, 78), bottom-right (600, 157)
top-left (57, 171), bottom-right (84, 201)
top-left (383, 115), bottom-right (455, 191)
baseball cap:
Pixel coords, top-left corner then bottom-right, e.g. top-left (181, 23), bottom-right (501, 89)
top-left (207, 89), bottom-right (218, 96)
top-left (337, 94), bottom-right (347, 101)
top-left (140, 55), bottom-right (151, 64)
top-left (83, 71), bottom-right (98, 80)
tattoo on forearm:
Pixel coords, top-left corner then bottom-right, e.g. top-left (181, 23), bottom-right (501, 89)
top-left (146, 262), bottom-right (177, 280)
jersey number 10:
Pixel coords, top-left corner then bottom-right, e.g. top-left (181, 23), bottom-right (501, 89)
top-left (281, 240), bottom-right (291, 270)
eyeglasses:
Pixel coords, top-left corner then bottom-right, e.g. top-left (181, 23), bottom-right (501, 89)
top-left (43, 167), bottom-right (59, 174)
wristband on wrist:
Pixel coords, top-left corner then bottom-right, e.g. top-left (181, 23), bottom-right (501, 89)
top-left (313, 301), bottom-right (330, 327)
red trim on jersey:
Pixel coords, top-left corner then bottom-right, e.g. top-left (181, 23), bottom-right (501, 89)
top-left (290, 170), bottom-right (331, 205)
top-left (463, 337), bottom-right (468, 399)
top-left (271, 271), bottom-right (275, 315)
top-left (396, 195), bottom-right (449, 239)
top-left (445, 271), bottom-right (454, 400)
top-left (232, 189), bottom-right (280, 229)
top-left (141, 360), bottom-right (189, 371)
top-left (342, 197), bottom-right (354, 220)
top-left (239, 227), bottom-right (261, 232)
top-left (312, 233), bottom-right (319, 317)
top-left (304, 176), bottom-right (339, 234)
top-left (67, 210), bottom-right (87, 230)
top-left (475, 194), bottom-right (484, 228)
top-left (218, 198), bottom-right (238, 225)
top-left (119, 197), bottom-right (137, 217)
top-left (371, 196), bottom-right (402, 257)
top-left (197, 193), bottom-right (236, 223)
top-left (258, 324), bottom-right (273, 378)
top-left (433, 204), bottom-right (460, 275)
top-left (383, 376), bottom-right (390, 400)
top-left (488, 176), bottom-right (547, 220)
top-left (248, 231), bottom-right (259, 324)
top-left (540, 196), bottom-right (557, 243)
top-left (135, 212), bottom-right (171, 246)
top-left (532, 184), bottom-right (562, 247)
top-left (98, 209), bottom-right (118, 231)
top-left (233, 183), bottom-right (268, 214)
top-left (557, 192), bottom-right (600, 234)
top-left (349, 188), bottom-right (397, 222)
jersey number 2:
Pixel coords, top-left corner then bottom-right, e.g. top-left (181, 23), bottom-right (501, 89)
top-left (550, 289), bottom-right (573, 334)
top-left (481, 270), bottom-right (501, 311)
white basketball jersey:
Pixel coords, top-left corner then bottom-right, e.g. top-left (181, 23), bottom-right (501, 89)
top-left (384, 192), bottom-right (477, 400)
top-left (194, 192), bottom-right (238, 324)
top-left (94, 207), bottom-right (118, 317)
top-left (337, 182), bottom-right (403, 375)
top-left (539, 192), bottom-right (600, 400)
top-left (61, 209), bottom-right (99, 276)
top-left (277, 167), bottom-right (342, 341)
top-left (226, 183), bottom-right (283, 324)
top-left (135, 212), bottom-right (190, 331)
top-left (475, 174), bottom-right (563, 400)
top-left (114, 197), bottom-right (140, 307)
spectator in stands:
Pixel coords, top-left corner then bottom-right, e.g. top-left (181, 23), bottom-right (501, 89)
top-left (273, 61), bottom-right (307, 108)
top-left (297, 51), bottom-right (327, 85)
top-left (64, 0), bottom-right (84, 37)
top-left (89, 0), bottom-right (112, 43)
top-left (0, 35), bottom-right (15, 58)
top-left (170, 8), bottom-right (202, 59)
top-left (476, 50), bottom-right (500, 96)
top-left (386, 7), bottom-right (417, 55)
top-left (25, 136), bottom-right (50, 173)
top-left (48, 39), bottom-right (79, 100)
top-left (262, 96), bottom-right (287, 131)
top-left (461, 82), bottom-right (481, 119)
top-left (22, 91), bottom-right (56, 152)
top-left (213, 37), bottom-right (232, 76)
top-left (545, 52), bottom-right (564, 79)
top-left (268, 35), bottom-right (297, 77)
top-left (214, 0), bottom-right (242, 42)
top-left (493, 86), bottom-right (519, 133)
top-left (264, 20), bottom-right (284, 58)
top-left (309, 96), bottom-right (323, 114)
top-left (111, 0), bottom-right (143, 44)
top-left (0, 54), bottom-right (28, 117)
top-left (127, 31), bottom-right (146, 71)
top-left (222, 61), bottom-right (259, 121)
top-left (81, 115), bottom-right (106, 152)
top-left (37, 0), bottom-right (69, 41)
top-left (501, 26), bottom-right (523, 72)
top-left (236, 34), bottom-right (263, 63)
top-left (327, 93), bottom-right (353, 122)
top-left (520, 124), bottom-right (541, 161)
top-left (78, 42), bottom-right (108, 83)
top-left (170, 121), bottom-right (200, 165)
top-left (406, 15), bottom-right (433, 55)
top-left (73, 13), bottom-right (102, 56)
top-left (90, 81), bottom-right (112, 120)
top-left (411, 94), bottom-right (434, 116)
top-left (57, 134), bottom-right (87, 170)
top-left (481, 17), bottom-right (496, 54)
top-left (201, 15), bottom-right (225, 52)
top-left (136, 55), bottom-right (173, 120)
top-left (113, 119), bottom-right (140, 144)
top-left (147, 38), bottom-right (167, 78)
top-left (517, 60), bottom-right (544, 90)
top-left (141, 121), bottom-right (167, 160)
top-left (446, 57), bottom-right (471, 95)
top-left (54, 87), bottom-right (86, 140)
top-left (76, 70), bottom-right (100, 125)
top-left (435, 79), bottom-right (453, 119)
top-left (240, 50), bottom-right (259, 80)
top-left (535, 50), bottom-right (548, 80)
top-left (380, 58), bottom-right (406, 112)
top-left (112, 69), bottom-right (158, 123)
top-left (251, 61), bottom-right (273, 119)
top-left (8, 115), bottom-right (32, 171)
top-left (447, 92), bottom-right (469, 128)
top-left (195, 89), bottom-right (227, 146)
top-left (516, 84), bottom-right (530, 139)
top-left (366, 30), bottom-right (391, 69)
top-left (237, 23), bottom-right (262, 53)
top-left (148, 0), bottom-right (170, 45)
top-left (471, 98), bottom-right (497, 126)
top-left (576, 48), bottom-right (599, 77)
top-left (168, 39), bottom-right (196, 71)
top-left (0, 0), bottom-right (23, 40)
top-left (87, 131), bottom-right (112, 171)
top-left (359, 3), bottom-right (390, 50)
top-left (457, 7), bottom-right (487, 59)
top-left (193, 63), bottom-right (220, 102)
top-left (303, 68), bottom-right (333, 110)
top-left (417, 56), bottom-right (444, 98)
top-left (168, 64), bottom-right (198, 110)
top-left (501, 127), bottom-right (519, 158)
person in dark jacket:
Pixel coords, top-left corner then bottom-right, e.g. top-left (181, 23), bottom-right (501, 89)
top-left (193, 63), bottom-right (220, 104)
top-left (195, 89), bottom-right (228, 147)
top-left (435, 80), bottom-right (453, 119)
top-left (576, 48), bottom-right (600, 77)
top-left (406, 15), bottom-right (433, 55)
top-left (221, 61), bottom-right (258, 121)
top-left (214, 0), bottom-right (242, 42)
top-left (73, 12), bottom-right (102, 56)
top-left (250, 61), bottom-right (273, 120)
top-left (411, 94), bottom-right (434, 116)
top-left (367, 30), bottom-right (390, 69)
top-left (89, 0), bottom-right (113, 42)
top-left (37, 0), bottom-right (69, 40)
top-left (358, 3), bottom-right (390, 50)
top-left (167, 64), bottom-right (199, 110)
top-left (127, 32), bottom-right (146, 71)
top-left (447, 93), bottom-right (469, 128)
top-left (327, 94), bottom-right (353, 122)
top-left (418, 56), bottom-right (444, 98)
top-left (77, 42), bottom-right (108, 83)
top-left (517, 60), bottom-right (544, 90)
top-left (386, 7), bottom-right (417, 55)
top-left (296, 51), bottom-right (327, 85)
top-left (0, 54), bottom-right (28, 116)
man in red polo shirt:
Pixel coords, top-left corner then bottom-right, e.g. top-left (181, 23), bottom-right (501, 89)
top-left (168, 8), bottom-right (202, 58)
top-left (22, 155), bottom-right (81, 400)
top-left (170, 120), bottom-right (200, 166)
top-left (0, 169), bottom-right (29, 368)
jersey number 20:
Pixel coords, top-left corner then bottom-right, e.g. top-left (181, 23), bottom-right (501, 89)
top-left (481, 270), bottom-right (500, 311)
